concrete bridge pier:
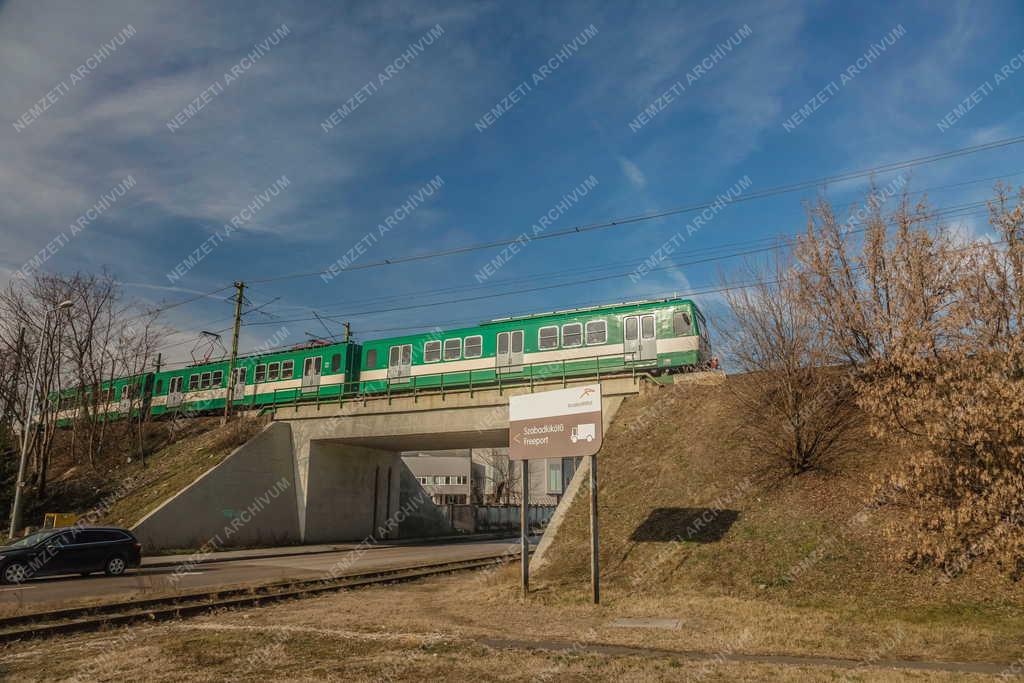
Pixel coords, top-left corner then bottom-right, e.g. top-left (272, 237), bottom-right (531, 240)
top-left (296, 440), bottom-right (400, 543)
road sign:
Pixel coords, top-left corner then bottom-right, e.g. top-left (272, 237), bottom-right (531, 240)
top-left (508, 384), bottom-right (603, 460)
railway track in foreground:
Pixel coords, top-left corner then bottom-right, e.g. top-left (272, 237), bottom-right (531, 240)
top-left (0, 553), bottom-right (519, 643)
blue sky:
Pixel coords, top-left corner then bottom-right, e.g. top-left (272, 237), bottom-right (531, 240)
top-left (2, 0), bottom-right (1023, 366)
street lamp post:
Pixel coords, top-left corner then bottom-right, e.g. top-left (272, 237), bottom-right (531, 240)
top-left (8, 300), bottom-right (72, 539)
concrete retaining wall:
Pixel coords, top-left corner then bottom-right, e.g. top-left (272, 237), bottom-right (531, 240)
top-left (396, 465), bottom-right (454, 538)
top-left (132, 422), bottom-right (300, 551)
top-left (532, 395), bottom-right (625, 570)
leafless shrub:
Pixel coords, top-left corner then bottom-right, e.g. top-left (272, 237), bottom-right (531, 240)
top-left (721, 257), bottom-right (860, 474)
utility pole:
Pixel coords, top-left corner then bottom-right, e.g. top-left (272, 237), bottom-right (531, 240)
top-left (223, 281), bottom-right (245, 420)
top-left (154, 352), bottom-right (162, 374)
top-left (343, 322), bottom-right (351, 343)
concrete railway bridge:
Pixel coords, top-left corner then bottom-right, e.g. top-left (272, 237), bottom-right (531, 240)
top-left (132, 372), bottom-right (667, 552)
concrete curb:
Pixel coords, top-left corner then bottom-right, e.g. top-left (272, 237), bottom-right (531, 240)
top-left (141, 531), bottom-right (520, 568)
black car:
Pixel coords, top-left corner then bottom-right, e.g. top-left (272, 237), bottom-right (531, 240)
top-left (0, 526), bottom-right (142, 584)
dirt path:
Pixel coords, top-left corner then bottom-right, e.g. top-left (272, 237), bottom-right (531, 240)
top-left (479, 636), bottom-right (1017, 677)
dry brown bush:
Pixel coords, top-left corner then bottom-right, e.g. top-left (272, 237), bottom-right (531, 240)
top-left (795, 183), bottom-right (1024, 577)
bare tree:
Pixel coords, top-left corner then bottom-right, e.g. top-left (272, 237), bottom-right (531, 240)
top-left (473, 448), bottom-right (520, 505)
top-left (0, 271), bottom-right (166, 511)
top-left (721, 256), bottom-right (860, 474)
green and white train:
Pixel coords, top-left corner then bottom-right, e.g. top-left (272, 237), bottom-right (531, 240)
top-left (51, 297), bottom-right (711, 424)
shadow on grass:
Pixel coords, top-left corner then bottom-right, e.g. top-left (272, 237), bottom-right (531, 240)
top-left (630, 508), bottom-right (740, 543)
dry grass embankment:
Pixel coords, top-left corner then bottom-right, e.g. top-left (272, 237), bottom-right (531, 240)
top-left (25, 417), bottom-right (266, 530)
top-left (532, 375), bottom-right (1024, 660)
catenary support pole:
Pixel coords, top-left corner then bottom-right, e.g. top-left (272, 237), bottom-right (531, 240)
top-left (223, 281), bottom-right (245, 420)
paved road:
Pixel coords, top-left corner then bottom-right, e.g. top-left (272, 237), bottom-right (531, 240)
top-left (0, 538), bottom-right (527, 609)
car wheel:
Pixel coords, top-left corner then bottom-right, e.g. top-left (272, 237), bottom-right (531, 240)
top-left (104, 555), bottom-right (127, 577)
top-left (2, 561), bottom-right (29, 584)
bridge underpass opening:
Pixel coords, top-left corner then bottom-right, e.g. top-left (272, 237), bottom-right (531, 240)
top-left (299, 429), bottom-right (510, 543)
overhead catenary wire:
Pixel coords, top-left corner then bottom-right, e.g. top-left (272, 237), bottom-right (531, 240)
top-left (265, 199), bottom-right (995, 314)
top-left (248, 135), bottom-right (1024, 285)
top-left (139, 161), bottom-right (1022, 362)
top-left (145, 195), bottom-right (1001, 365)
top-left (239, 198), bottom-right (999, 327)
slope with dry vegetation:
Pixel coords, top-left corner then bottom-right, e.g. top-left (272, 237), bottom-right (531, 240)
top-left (538, 377), bottom-right (1024, 629)
top-left (20, 417), bottom-right (266, 531)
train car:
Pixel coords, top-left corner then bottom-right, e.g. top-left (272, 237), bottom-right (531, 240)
top-left (51, 373), bottom-right (155, 426)
top-left (357, 297), bottom-right (710, 394)
top-left (149, 340), bottom-right (360, 416)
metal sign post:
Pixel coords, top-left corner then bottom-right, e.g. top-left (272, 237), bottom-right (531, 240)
top-left (590, 452), bottom-right (600, 604)
top-left (520, 460), bottom-right (529, 595)
top-left (509, 384), bottom-right (603, 600)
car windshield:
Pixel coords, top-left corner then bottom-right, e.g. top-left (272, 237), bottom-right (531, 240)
top-left (6, 530), bottom-right (59, 549)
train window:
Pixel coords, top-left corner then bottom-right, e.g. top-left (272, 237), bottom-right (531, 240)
top-left (641, 315), bottom-right (656, 339)
top-left (200, 372), bottom-right (212, 389)
top-left (268, 363), bottom-right (280, 381)
top-left (330, 354), bottom-right (341, 372)
top-left (538, 326), bottom-right (558, 350)
top-left (401, 345), bottom-right (411, 364)
top-left (464, 335), bottom-right (483, 358)
top-left (367, 349), bottom-right (378, 367)
top-left (212, 370), bottom-right (223, 386)
top-left (585, 320), bottom-right (607, 345)
top-left (282, 360), bottom-right (294, 378)
top-left (443, 338), bottom-right (461, 361)
top-left (511, 331), bottom-right (523, 353)
top-left (673, 310), bottom-right (692, 336)
top-left (624, 316), bottom-right (638, 341)
top-left (155, 380), bottom-right (163, 394)
top-left (424, 340), bottom-right (441, 363)
top-left (561, 323), bottom-right (583, 347)
top-left (188, 375), bottom-right (199, 391)
top-left (255, 364), bottom-right (266, 383)
top-left (170, 377), bottom-right (183, 393)
top-left (496, 333), bottom-right (508, 354)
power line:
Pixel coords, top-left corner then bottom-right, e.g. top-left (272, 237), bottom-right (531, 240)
top-left (240, 198), bottom-right (997, 327)
top-left (190, 167), bottom-right (1022, 329)
top-left (248, 136), bottom-right (1024, 285)
top-left (121, 283), bottom-right (234, 324)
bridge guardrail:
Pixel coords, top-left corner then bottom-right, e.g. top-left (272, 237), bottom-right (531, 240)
top-left (261, 349), bottom-right (650, 411)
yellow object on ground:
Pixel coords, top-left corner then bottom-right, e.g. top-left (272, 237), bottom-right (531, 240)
top-left (42, 513), bottom-right (79, 529)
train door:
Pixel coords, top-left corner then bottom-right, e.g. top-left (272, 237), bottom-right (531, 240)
top-left (302, 356), bottom-right (322, 393)
top-left (387, 344), bottom-right (412, 384)
top-left (167, 376), bottom-right (183, 408)
top-left (231, 367), bottom-right (247, 403)
top-left (623, 314), bottom-right (657, 361)
top-left (640, 313), bottom-right (657, 360)
top-left (496, 330), bottom-right (524, 372)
